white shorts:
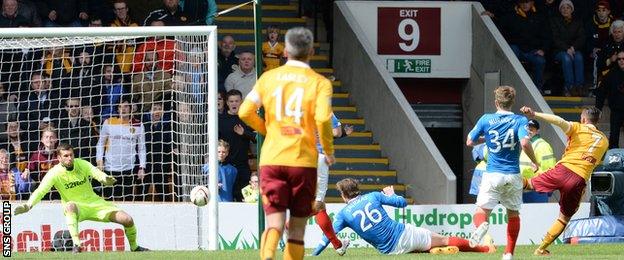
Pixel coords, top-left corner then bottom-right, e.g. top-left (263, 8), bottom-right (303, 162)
top-left (388, 224), bottom-right (432, 254)
top-left (476, 172), bottom-right (523, 211)
top-left (315, 153), bottom-right (330, 202)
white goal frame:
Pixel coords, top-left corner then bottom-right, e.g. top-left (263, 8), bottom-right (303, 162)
top-left (0, 26), bottom-right (220, 251)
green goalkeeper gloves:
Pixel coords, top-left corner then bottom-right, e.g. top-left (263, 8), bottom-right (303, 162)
top-left (14, 204), bottom-right (30, 215)
top-left (102, 176), bottom-right (117, 186)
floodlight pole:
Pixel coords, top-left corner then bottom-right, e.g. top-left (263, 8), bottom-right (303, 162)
top-left (253, 0), bottom-right (266, 236)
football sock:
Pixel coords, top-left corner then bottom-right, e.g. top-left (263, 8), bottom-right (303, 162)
top-left (539, 218), bottom-right (568, 251)
top-left (284, 239), bottom-right (304, 260)
top-left (64, 212), bottom-right (80, 246)
top-left (260, 228), bottom-right (280, 260)
top-left (448, 237), bottom-right (489, 252)
top-left (473, 212), bottom-right (487, 228)
top-left (315, 210), bottom-right (342, 249)
top-left (125, 225), bottom-right (138, 251)
top-left (505, 216), bottom-right (520, 254)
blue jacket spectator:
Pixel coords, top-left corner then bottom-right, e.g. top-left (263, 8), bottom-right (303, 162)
top-left (98, 65), bottom-right (126, 121)
top-left (202, 160), bottom-right (238, 202)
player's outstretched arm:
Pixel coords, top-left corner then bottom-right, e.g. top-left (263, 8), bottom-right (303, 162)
top-left (520, 106), bottom-right (571, 132)
top-left (88, 162), bottom-right (116, 186)
top-left (377, 189), bottom-right (407, 208)
top-left (19, 169), bottom-right (57, 214)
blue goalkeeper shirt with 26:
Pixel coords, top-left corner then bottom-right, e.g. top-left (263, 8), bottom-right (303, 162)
top-left (314, 191), bottom-right (407, 255)
top-left (467, 111), bottom-right (529, 174)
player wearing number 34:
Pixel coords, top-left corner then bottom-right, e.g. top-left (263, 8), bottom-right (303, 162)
top-left (466, 86), bottom-right (539, 260)
top-left (312, 178), bottom-right (496, 255)
top-left (13, 143), bottom-right (148, 253)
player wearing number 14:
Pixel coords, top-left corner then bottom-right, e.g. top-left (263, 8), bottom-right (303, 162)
top-left (239, 27), bottom-right (334, 260)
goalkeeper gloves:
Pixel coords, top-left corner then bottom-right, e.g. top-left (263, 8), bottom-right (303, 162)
top-left (102, 176), bottom-right (117, 186)
top-left (14, 204), bottom-right (30, 215)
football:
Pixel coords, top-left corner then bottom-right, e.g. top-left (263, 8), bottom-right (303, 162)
top-left (190, 185), bottom-right (210, 207)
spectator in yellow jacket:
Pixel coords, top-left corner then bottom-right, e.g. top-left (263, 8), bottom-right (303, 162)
top-left (241, 173), bottom-right (259, 203)
top-left (520, 119), bottom-right (557, 202)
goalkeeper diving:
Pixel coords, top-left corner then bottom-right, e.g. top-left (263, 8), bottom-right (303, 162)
top-left (14, 143), bottom-right (149, 253)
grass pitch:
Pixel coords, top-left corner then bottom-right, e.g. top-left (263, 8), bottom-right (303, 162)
top-left (9, 244), bottom-right (622, 259)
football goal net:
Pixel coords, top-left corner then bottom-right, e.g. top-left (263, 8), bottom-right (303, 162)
top-left (1, 26), bottom-right (219, 251)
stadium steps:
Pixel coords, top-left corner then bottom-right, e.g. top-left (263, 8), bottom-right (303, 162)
top-left (216, 2), bottom-right (410, 203)
top-left (544, 96), bottom-right (623, 146)
top-left (544, 96), bottom-right (608, 130)
top-left (544, 96), bottom-right (594, 122)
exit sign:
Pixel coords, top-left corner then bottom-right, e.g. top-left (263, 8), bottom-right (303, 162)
top-left (387, 59), bottom-right (431, 73)
top-left (377, 7), bottom-right (441, 55)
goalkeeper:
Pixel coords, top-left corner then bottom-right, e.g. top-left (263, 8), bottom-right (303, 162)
top-left (14, 143), bottom-right (148, 253)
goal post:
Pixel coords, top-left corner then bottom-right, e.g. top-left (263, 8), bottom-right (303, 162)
top-left (0, 26), bottom-right (219, 250)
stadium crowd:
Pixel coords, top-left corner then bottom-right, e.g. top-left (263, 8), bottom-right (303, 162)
top-left (478, 0), bottom-right (624, 98)
top-left (0, 0), bottom-right (267, 202)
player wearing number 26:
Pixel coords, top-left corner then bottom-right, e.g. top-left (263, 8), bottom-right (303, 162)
top-left (519, 106), bottom-right (608, 256)
top-left (238, 27), bottom-right (334, 260)
top-left (466, 86), bottom-right (539, 260)
top-left (312, 178), bottom-right (496, 255)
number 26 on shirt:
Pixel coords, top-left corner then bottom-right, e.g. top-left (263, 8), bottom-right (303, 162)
top-left (352, 202), bottom-right (382, 232)
top-left (272, 86), bottom-right (304, 124)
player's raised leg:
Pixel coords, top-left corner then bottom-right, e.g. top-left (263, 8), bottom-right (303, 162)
top-left (108, 211), bottom-right (149, 251)
top-left (64, 203), bottom-right (82, 253)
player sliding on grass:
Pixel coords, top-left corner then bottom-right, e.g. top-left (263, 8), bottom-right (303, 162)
top-left (520, 106), bottom-right (608, 256)
top-left (311, 178), bottom-right (496, 256)
top-left (14, 143), bottom-right (148, 253)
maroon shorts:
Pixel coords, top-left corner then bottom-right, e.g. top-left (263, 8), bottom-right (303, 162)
top-left (259, 165), bottom-right (316, 217)
top-left (531, 164), bottom-right (586, 217)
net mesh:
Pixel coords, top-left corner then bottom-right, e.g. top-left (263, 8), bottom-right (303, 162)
top-left (0, 32), bottom-right (214, 203)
